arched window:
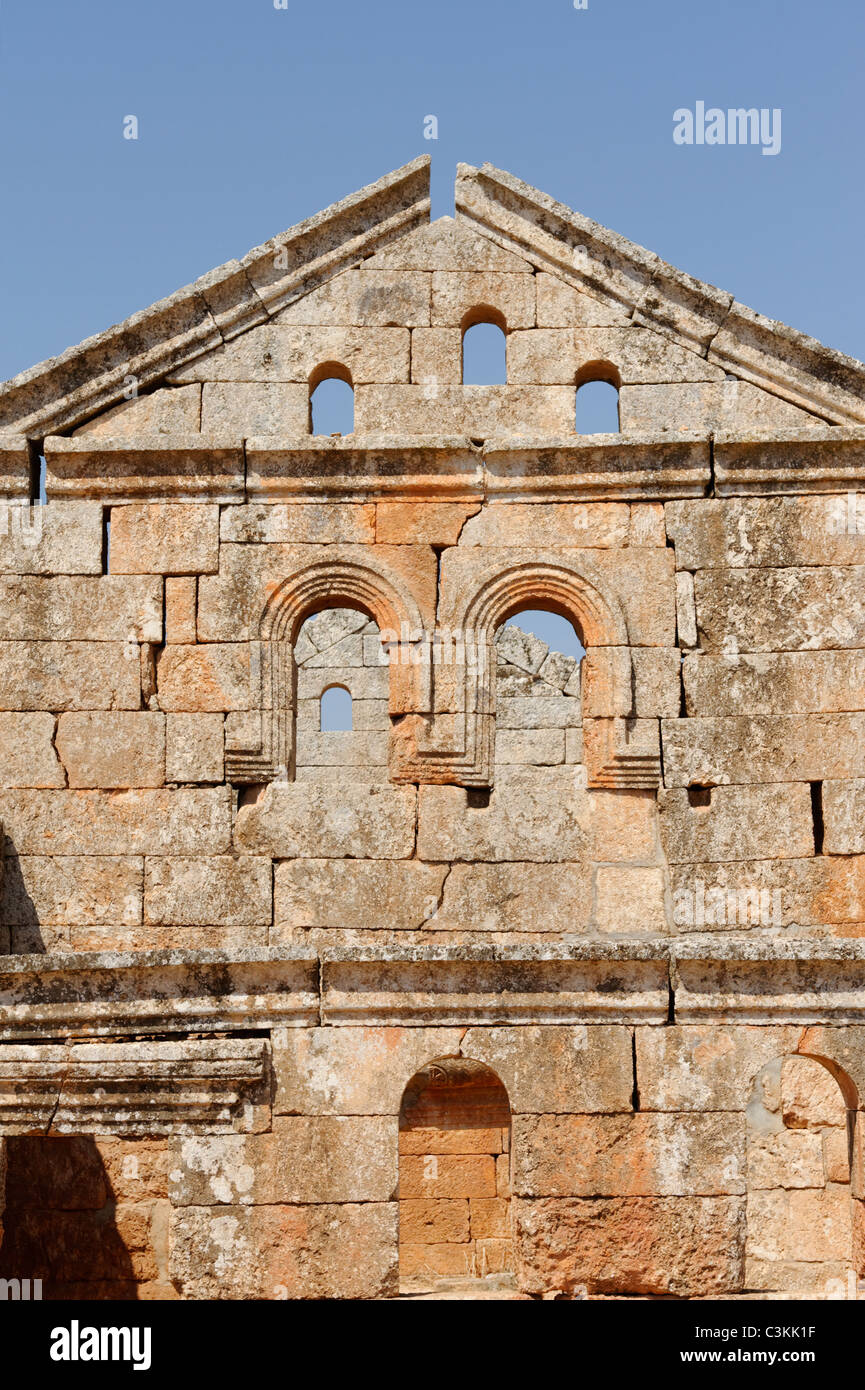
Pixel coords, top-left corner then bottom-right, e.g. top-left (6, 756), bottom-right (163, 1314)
top-left (320, 685), bottom-right (352, 732)
top-left (495, 608), bottom-right (585, 768)
top-left (309, 362), bottom-right (354, 436)
top-left (575, 361), bottom-right (621, 434)
top-left (293, 607), bottom-right (390, 781)
top-left (461, 308), bottom-right (507, 385)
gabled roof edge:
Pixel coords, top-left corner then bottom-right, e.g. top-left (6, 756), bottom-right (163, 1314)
top-left (0, 156), bottom-right (431, 436)
top-left (456, 162), bottom-right (865, 425)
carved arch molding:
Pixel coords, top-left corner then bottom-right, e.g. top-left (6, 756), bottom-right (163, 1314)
top-left (225, 554), bottom-right (661, 790)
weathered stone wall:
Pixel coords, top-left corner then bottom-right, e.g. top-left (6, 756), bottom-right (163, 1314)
top-left (1, 160), bottom-right (865, 1299)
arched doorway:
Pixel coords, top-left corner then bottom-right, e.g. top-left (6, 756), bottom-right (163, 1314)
top-left (398, 1057), bottom-right (512, 1295)
top-left (745, 1054), bottom-right (858, 1298)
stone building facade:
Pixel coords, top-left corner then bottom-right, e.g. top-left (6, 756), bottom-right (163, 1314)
top-left (0, 157), bottom-right (864, 1298)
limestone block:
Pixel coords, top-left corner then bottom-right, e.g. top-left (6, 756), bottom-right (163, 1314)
top-left (165, 577), bottom-right (197, 643)
top-left (636, 1026), bottom-right (801, 1111)
top-left (667, 497), bottom-right (865, 570)
top-left (582, 648), bottom-right (680, 717)
top-left (274, 859), bottom-right (447, 933)
top-left (747, 1187), bottom-right (852, 1264)
top-left (495, 729), bottom-right (564, 765)
top-left (0, 576), bottom-right (161, 641)
top-left (434, 863), bottom-right (592, 933)
top-left (0, 854), bottom-right (142, 927)
top-left (276, 267), bottom-right (431, 327)
top-left (461, 1025), bottom-right (632, 1113)
top-left (354, 384), bottom-right (574, 436)
top-left (400, 1154), bottom-right (496, 1199)
top-left (165, 713), bottom-right (224, 783)
top-left (535, 274), bottom-right (634, 328)
top-left (513, 1113), bottom-right (745, 1196)
top-left (658, 784), bottom-right (814, 862)
top-left (508, 327), bottom-right (724, 385)
top-left (628, 503), bottom-right (666, 546)
top-left (662, 715), bottom-right (865, 785)
top-left (497, 696), bottom-right (582, 730)
top-left (824, 781), bottom-right (865, 855)
top-left (369, 218), bottom-right (531, 272)
top-left (0, 642), bottom-right (141, 712)
top-left (296, 665), bottom-right (389, 701)
top-left (169, 1118), bottom-right (396, 1205)
top-left (430, 271), bottom-right (535, 328)
top-left (675, 571), bottom-right (698, 648)
top-left (459, 501), bottom-right (630, 548)
top-left (668, 856), bottom-right (865, 932)
top-left (694, 566), bottom-right (865, 652)
top-left (399, 1129), bottom-right (505, 1156)
top-left (0, 713), bottom-right (65, 787)
top-left (197, 542), bottom-right (437, 642)
top-left (109, 503), bottom-right (219, 575)
top-left (44, 435), bottom-right (244, 504)
top-left (156, 645), bottom-right (249, 712)
top-left (221, 502), bottom-right (375, 544)
top-left (538, 651), bottom-right (578, 690)
top-left (619, 381), bottom-right (820, 434)
top-left (374, 501), bottom-right (479, 545)
top-left (56, 712), bottom-right (165, 789)
top-left (272, 1026), bottom-right (463, 1114)
top-left (0, 501), bottom-right (102, 575)
top-left (144, 856), bottom-right (271, 927)
top-left (0, 788), bottom-right (231, 855)
top-left (747, 1132), bottom-right (825, 1189)
top-left (73, 386), bottom-right (201, 437)
top-left (495, 625), bottom-right (548, 675)
top-left (514, 1195), bottom-right (745, 1297)
top-left (235, 783), bottom-right (416, 858)
top-left (417, 768), bottom-right (586, 863)
top-left (0, 435), bottom-right (31, 497)
top-left (170, 325), bottom-right (410, 385)
top-left (200, 382), bottom-right (309, 436)
top-left (410, 328), bottom-right (462, 386)
top-left (595, 866), bottom-right (668, 934)
top-left (744, 1258), bottom-right (849, 1297)
top-left (683, 651), bottom-right (865, 716)
top-left (169, 1202), bottom-right (397, 1300)
top-left (295, 729), bottom-right (389, 768)
top-left (823, 1129), bottom-right (850, 1183)
top-left (400, 1199), bottom-right (470, 1244)
top-left (781, 1056), bottom-right (846, 1129)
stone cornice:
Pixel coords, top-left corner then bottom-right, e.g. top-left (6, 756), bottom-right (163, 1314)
top-left (3, 939), bottom-right (864, 1038)
top-left (40, 428), bottom-right (865, 502)
top-left (714, 427), bottom-right (865, 493)
top-left (0, 948), bottom-right (320, 1040)
top-left (0, 158), bottom-right (431, 437)
top-left (0, 1037), bottom-right (270, 1135)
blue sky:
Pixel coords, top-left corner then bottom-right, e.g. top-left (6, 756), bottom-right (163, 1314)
top-left (1, 0), bottom-right (862, 383)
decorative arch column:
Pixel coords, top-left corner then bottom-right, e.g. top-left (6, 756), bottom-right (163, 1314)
top-left (226, 557), bottom-right (431, 784)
